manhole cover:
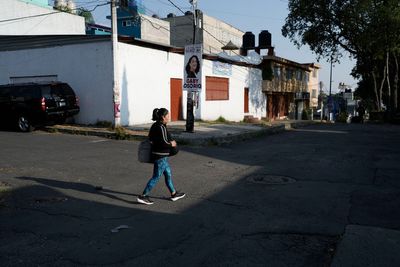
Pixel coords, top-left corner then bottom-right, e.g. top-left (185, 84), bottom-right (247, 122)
top-left (246, 174), bottom-right (296, 185)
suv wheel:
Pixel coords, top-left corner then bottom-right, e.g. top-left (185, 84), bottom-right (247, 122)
top-left (17, 115), bottom-right (34, 132)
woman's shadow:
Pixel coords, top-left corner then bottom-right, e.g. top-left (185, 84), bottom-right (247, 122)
top-left (15, 176), bottom-right (145, 205)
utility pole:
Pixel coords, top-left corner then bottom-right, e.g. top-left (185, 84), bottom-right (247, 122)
top-left (320, 81), bottom-right (324, 122)
top-left (328, 55), bottom-right (333, 121)
top-left (185, 0), bottom-right (197, 132)
top-left (111, 0), bottom-right (121, 126)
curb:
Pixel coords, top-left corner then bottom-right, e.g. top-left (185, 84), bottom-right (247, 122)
top-left (173, 125), bottom-right (285, 146)
top-left (44, 121), bottom-right (318, 146)
top-left (44, 126), bottom-right (147, 141)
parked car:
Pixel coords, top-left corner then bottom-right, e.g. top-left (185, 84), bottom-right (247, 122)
top-left (0, 82), bottom-right (80, 132)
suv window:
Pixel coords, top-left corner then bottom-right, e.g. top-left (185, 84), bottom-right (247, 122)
top-left (12, 86), bottom-right (41, 101)
top-left (41, 85), bottom-right (52, 99)
top-left (0, 87), bottom-right (10, 103)
top-left (50, 84), bottom-right (75, 97)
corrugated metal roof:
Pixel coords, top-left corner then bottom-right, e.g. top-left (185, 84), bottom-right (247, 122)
top-left (0, 35), bottom-right (184, 53)
top-left (0, 35), bottom-right (259, 68)
top-left (0, 35), bottom-right (111, 52)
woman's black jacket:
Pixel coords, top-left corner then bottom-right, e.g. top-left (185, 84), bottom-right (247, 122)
top-left (149, 121), bottom-right (173, 160)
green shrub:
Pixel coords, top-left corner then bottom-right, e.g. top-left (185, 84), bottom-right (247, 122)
top-left (114, 126), bottom-right (129, 140)
top-left (215, 116), bottom-right (227, 123)
top-left (336, 112), bottom-right (348, 123)
top-left (301, 109), bottom-right (311, 120)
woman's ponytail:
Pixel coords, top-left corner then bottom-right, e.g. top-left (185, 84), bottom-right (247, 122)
top-left (151, 108), bottom-right (169, 121)
top-left (152, 108), bottom-right (160, 121)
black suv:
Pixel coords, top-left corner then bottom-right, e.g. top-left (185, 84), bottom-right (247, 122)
top-left (0, 82), bottom-right (80, 132)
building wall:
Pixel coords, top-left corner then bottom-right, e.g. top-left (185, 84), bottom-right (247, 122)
top-left (198, 64), bottom-right (265, 121)
top-left (0, 39), bottom-right (265, 125)
top-left (118, 43), bottom-right (264, 124)
top-left (201, 14), bottom-right (243, 54)
top-left (163, 15), bottom-right (194, 47)
top-left (140, 15), bottom-right (170, 45)
top-left (117, 42), bottom-right (183, 125)
top-left (308, 67), bottom-right (320, 108)
top-left (0, 41), bottom-right (114, 124)
top-left (20, 0), bottom-right (48, 8)
top-left (0, 0), bottom-right (85, 35)
top-left (164, 13), bottom-right (244, 54)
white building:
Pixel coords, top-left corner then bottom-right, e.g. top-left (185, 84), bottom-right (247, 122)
top-left (0, 36), bottom-right (265, 126)
top-left (304, 63), bottom-right (321, 109)
top-left (0, 0), bottom-right (85, 35)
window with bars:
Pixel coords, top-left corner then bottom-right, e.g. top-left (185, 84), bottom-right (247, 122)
top-left (206, 76), bottom-right (229, 101)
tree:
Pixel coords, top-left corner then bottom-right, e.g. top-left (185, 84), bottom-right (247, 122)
top-left (76, 8), bottom-right (95, 24)
top-left (282, 0), bottom-right (400, 112)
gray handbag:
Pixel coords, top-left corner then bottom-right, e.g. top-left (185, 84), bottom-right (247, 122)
top-left (138, 139), bottom-right (152, 163)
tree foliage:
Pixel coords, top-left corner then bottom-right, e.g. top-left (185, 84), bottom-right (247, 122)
top-left (282, 0), bottom-right (400, 112)
top-left (76, 8), bottom-right (95, 24)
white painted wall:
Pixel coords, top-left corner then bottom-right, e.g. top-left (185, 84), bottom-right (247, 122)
top-left (195, 62), bottom-right (266, 122)
top-left (0, 41), bottom-right (114, 124)
top-left (118, 43), bottom-right (265, 124)
top-left (308, 67), bottom-right (320, 108)
top-left (0, 0), bottom-right (85, 35)
top-left (0, 38), bottom-right (265, 125)
top-left (118, 42), bottom-right (183, 125)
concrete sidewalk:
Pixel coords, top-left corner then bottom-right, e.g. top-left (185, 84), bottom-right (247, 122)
top-left (45, 120), bottom-right (318, 146)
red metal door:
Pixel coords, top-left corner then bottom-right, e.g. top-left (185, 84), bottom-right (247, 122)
top-left (170, 78), bottom-right (183, 121)
top-left (244, 87), bottom-right (249, 113)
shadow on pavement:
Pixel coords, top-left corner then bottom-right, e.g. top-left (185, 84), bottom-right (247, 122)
top-left (0, 180), bottom-right (338, 266)
top-left (1, 123), bottom-right (400, 266)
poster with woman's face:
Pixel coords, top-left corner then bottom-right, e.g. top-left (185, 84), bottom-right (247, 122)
top-left (183, 44), bottom-right (202, 92)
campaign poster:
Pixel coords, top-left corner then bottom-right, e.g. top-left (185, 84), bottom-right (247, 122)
top-left (183, 44), bottom-right (202, 91)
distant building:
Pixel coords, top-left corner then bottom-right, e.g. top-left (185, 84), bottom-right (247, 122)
top-left (20, 0), bottom-right (49, 8)
top-left (303, 63), bottom-right (321, 110)
top-left (261, 55), bottom-right (311, 120)
top-left (86, 23), bottom-right (111, 35)
top-left (163, 10), bottom-right (244, 54)
top-left (107, 0), bottom-right (170, 45)
top-left (0, 0), bottom-right (85, 35)
top-left (240, 31), bottom-right (320, 120)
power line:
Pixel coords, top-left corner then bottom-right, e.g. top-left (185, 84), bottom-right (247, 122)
top-left (166, 0), bottom-right (186, 15)
top-left (119, 4), bottom-right (171, 33)
top-left (0, 11), bottom-right (60, 23)
top-left (0, 2), bottom-right (109, 24)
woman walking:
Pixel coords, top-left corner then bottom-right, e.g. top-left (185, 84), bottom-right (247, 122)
top-left (137, 108), bottom-right (185, 205)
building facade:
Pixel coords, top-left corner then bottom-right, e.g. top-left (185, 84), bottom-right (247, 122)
top-left (302, 63), bottom-right (321, 111)
top-left (163, 10), bottom-right (244, 54)
top-left (0, 0), bottom-right (85, 35)
top-left (111, 1), bottom-right (170, 45)
top-left (0, 35), bottom-right (265, 125)
top-left (261, 55), bottom-right (311, 120)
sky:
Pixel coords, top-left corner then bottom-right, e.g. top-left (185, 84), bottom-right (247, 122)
top-left (52, 0), bottom-right (358, 94)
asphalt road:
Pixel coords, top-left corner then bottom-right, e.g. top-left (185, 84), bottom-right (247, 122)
top-left (1, 123), bottom-right (400, 266)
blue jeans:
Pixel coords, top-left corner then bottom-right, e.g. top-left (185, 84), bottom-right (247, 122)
top-left (143, 157), bottom-right (175, 196)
